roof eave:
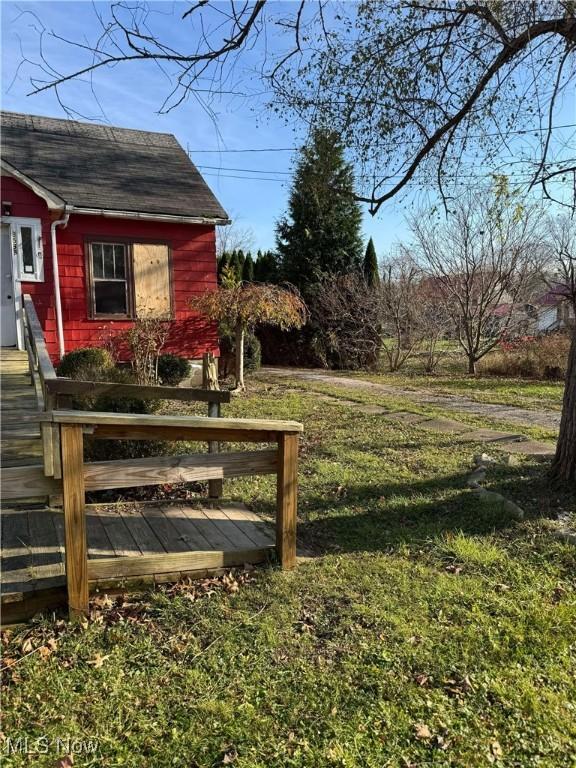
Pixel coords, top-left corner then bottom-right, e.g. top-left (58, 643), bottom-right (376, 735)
top-left (69, 206), bottom-right (231, 226)
top-left (1, 159), bottom-right (66, 210)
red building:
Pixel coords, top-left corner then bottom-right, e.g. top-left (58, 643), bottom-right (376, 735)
top-left (0, 111), bottom-right (229, 366)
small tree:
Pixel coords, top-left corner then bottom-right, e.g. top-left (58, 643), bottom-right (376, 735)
top-left (380, 258), bottom-right (423, 372)
top-left (276, 127), bottom-right (364, 300)
top-left (363, 238), bottom-right (380, 288)
top-left (255, 250), bottom-right (279, 283)
top-left (409, 184), bottom-right (542, 374)
top-left (217, 252), bottom-right (228, 284)
top-left (229, 250), bottom-right (242, 282)
top-left (190, 267), bottom-right (307, 390)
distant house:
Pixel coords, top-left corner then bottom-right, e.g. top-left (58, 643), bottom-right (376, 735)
top-left (0, 111), bottom-right (229, 364)
top-left (535, 284), bottom-right (574, 334)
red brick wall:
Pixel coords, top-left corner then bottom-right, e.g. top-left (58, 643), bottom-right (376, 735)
top-left (1, 176), bottom-right (219, 361)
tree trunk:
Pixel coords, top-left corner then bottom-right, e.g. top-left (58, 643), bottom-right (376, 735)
top-left (551, 327), bottom-right (576, 483)
top-left (467, 356), bottom-right (476, 375)
top-left (234, 321), bottom-right (245, 391)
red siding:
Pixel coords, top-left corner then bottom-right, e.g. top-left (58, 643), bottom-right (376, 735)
top-left (2, 177), bottom-right (219, 361)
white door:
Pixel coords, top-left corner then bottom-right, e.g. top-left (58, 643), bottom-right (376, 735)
top-left (1, 224), bottom-right (18, 347)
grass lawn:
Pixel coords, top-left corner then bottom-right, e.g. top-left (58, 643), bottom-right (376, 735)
top-left (2, 379), bottom-right (575, 767)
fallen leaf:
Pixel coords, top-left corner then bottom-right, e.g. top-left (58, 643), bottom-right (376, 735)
top-left (38, 645), bottom-right (53, 661)
top-left (21, 638), bottom-right (34, 654)
top-left (87, 653), bottom-right (110, 669)
top-left (552, 586), bottom-right (566, 603)
top-left (222, 746), bottom-right (238, 764)
top-left (445, 564), bottom-right (463, 575)
top-left (414, 673), bottom-right (429, 687)
top-left (490, 740), bottom-right (503, 761)
top-left (414, 723), bottom-right (432, 740)
top-left (56, 756), bottom-right (74, 767)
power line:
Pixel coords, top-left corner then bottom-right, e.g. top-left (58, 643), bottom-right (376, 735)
top-left (196, 159), bottom-right (575, 178)
top-left (200, 169), bottom-right (567, 185)
top-left (189, 123), bottom-right (576, 154)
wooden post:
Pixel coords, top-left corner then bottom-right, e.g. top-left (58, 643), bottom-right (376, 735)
top-left (276, 432), bottom-right (298, 569)
top-left (61, 423), bottom-right (89, 618)
top-left (41, 392), bottom-right (56, 477)
top-left (203, 352), bottom-right (222, 499)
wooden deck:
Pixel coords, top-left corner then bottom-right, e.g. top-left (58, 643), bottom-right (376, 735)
top-left (1, 336), bottom-right (303, 623)
top-left (1, 349), bottom-right (43, 467)
top-left (2, 501), bottom-right (276, 623)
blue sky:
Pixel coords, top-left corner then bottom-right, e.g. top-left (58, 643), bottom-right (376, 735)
top-left (2, 2), bottom-right (574, 256)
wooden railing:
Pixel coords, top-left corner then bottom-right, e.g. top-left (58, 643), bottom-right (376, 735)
top-left (2, 410), bottom-right (302, 617)
top-left (22, 294), bottom-right (231, 492)
top-left (22, 294), bottom-right (60, 477)
top-left (14, 296), bottom-right (304, 618)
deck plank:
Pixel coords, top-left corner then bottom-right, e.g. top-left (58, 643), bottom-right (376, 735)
top-left (116, 507), bottom-right (167, 555)
top-left (1, 508), bottom-right (31, 565)
top-left (140, 505), bottom-right (190, 553)
top-left (1, 347), bottom-right (44, 478)
top-left (1, 508), bottom-right (33, 595)
top-left (161, 503), bottom-right (215, 551)
top-left (1, 500), bottom-right (283, 622)
top-left (180, 505), bottom-right (238, 550)
top-left (85, 510), bottom-right (116, 559)
top-left (94, 508), bottom-right (142, 557)
top-left (218, 504), bottom-right (276, 547)
top-left (27, 510), bottom-right (66, 590)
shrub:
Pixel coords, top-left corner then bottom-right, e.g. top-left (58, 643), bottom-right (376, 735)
top-left (104, 317), bottom-right (170, 384)
top-left (56, 347), bottom-right (114, 380)
top-left (244, 332), bottom-right (262, 372)
top-left (310, 273), bottom-right (382, 370)
top-left (56, 358), bottom-right (166, 463)
top-left (479, 333), bottom-right (570, 379)
top-left (84, 368), bottom-right (167, 462)
top-left (157, 354), bottom-right (191, 386)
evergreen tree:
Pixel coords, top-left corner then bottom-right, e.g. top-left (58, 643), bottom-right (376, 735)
top-left (217, 252), bottom-right (229, 284)
top-left (276, 128), bottom-right (363, 298)
top-left (363, 238), bottom-right (380, 287)
top-left (236, 249), bottom-right (245, 279)
top-left (229, 250), bottom-right (241, 281)
top-left (242, 253), bottom-right (255, 282)
top-left (254, 250), bottom-right (264, 282)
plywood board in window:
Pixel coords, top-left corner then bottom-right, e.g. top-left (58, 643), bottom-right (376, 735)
top-left (132, 243), bottom-right (171, 318)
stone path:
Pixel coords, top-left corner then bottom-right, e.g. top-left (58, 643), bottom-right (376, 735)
top-left (260, 367), bottom-right (558, 459)
top-left (261, 367), bottom-right (561, 432)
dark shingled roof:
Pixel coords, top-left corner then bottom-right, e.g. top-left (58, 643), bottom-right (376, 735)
top-left (1, 111), bottom-right (228, 221)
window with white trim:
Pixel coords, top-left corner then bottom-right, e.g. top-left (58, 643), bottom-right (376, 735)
top-left (10, 219), bottom-right (44, 282)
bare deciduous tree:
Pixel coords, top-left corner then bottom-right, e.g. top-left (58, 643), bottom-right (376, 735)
top-left (216, 220), bottom-right (255, 260)
top-left (409, 186), bottom-right (543, 374)
top-left (379, 258), bottom-right (423, 372)
top-left (19, 2), bottom-right (576, 208)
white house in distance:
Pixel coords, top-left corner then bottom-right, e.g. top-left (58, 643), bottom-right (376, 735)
top-left (535, 284), bottom-right (574, 334)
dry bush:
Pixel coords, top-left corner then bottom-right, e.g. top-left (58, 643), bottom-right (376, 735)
top-left (479, 333), bottom-right (570, 380)
top-left (102, 318), bottom-right (170, 384)
top-left (311, 273), bottom-right (382, 370)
